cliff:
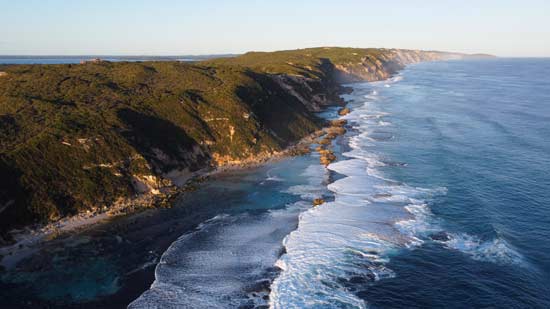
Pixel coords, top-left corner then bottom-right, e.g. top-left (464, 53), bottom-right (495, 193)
top-left (0, 47), bottom-right (475, 236)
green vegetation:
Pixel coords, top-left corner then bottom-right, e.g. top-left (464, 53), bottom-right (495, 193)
top-left (0, 47), bottom-right (452, 235)
top-left (204, 47), bottom-right (387, 76)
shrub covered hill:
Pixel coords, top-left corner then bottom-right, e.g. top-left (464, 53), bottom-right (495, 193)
top-left (0, 47), bottom-right (470, 236)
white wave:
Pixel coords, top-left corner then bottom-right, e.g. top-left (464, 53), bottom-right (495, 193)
top-left (443, 234), bottom-right (525, 266)
top-left (270, 79), bottom-right (519, 307)
top-left (363, 90), bottom-right (378, 99)
top-left (391, 75), bottom-right (404, 83)
top-left (130, 206), bottom-right (307, 309)
top-left (327, 159), bottom-right (368, 176)
top-left (395, 204), bottom-right (440, 247)
top-left (270, 82), bottom-right (437, 307)
top-left (284, 164), bottom-right (328, 200)
top-left (269, 199), bottom-right (407, 309)
top-left (265, 175), bottom-right (284, 182)
top-left (285, 184), bottom-right (325, 200)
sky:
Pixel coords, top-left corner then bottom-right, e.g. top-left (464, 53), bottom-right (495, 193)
top-left (0, 0), bottom-right (549, 57)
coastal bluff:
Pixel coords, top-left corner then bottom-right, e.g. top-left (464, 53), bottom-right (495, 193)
top-left (0, 47), bottom-right (478, 237)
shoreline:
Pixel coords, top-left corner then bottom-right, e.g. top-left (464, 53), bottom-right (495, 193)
top-left (0, 49), bottom-right (460, 248)
top-left (0, 121), bottom-right (342, 307)
top-left (0, 106), bottom-right (349, 308)
top-left (0, 55), bottom-right (428, 307)
top-left (0, 107), bottom-right (342, 270)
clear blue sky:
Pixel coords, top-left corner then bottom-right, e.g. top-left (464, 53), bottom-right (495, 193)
top-left (1, 0), bottom-right (548, 56)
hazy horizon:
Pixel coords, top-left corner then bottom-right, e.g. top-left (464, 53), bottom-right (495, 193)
top-left (1, 51), bottom-right (549, 59)
top-left (1, 0), bottom-right (549, 57)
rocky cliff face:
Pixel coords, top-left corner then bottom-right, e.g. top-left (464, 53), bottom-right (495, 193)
top-left (0, 48), bottom-right (474, 235)
top-left (331, 49), bottom-right (458, 83)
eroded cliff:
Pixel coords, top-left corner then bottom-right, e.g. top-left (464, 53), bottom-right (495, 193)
top-left (0, 47), bottom-right (472, 235)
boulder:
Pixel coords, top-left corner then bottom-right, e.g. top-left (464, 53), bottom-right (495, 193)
top-left (338, 107), bottom-right (350, 116)
top-left (330, 119), bottom-right (347, 127)
top-left (430, 231), bottom-right (450, 242)
top-left (313, 198), bottom-right (325, 206)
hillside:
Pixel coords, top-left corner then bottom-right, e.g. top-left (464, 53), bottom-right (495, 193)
top-left (0, 47), bottom-right (465, 237)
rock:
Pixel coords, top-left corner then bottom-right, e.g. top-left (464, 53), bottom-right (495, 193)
top-left (319, 149), bottom-right (336, 166)
top-left (348, 275), bottom-right (372, 284)
top-left (318, 137), bottom-right (331, 145)
top-left (0, 72), bottom-right (7, 77)
top-left (338, 107), bottom-right (350, 116)
top-left (313, 198), bottom-right (325, 206)
top-left (330, 119), bottom-right (347, 127)
top-left (318, 126), bottom-right (345, 147)
top-left (288, 144), bottom-right (310, 156)
top-left (430, 231), bottom-right (450, 242)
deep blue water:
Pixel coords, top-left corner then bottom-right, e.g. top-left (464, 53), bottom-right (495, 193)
top-left (350, 59), bottom-right (550, 308)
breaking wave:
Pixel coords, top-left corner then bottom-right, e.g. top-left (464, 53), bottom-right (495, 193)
top-left (269, 77), bottom-right (524, 308)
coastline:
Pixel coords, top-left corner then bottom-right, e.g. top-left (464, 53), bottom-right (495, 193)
top-left (0, 48), bottom-right (471, 238)
top-left (0, 124), bottom-right (340, 307)
top-left (0, 106), bottom-right (349, 271)
top-left (0, 127), bottom-right (317, 268)
top-left (0, 50), bottom-right (462, 307)
top-left (0, 100), bottom-right (349, 309)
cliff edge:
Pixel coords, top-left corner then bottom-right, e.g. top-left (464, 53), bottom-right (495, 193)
top-left (0, 47), bottom-right (479, 237)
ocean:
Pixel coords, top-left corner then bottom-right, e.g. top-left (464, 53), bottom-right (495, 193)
top-left (2, 58), bottom-right (549, 308)
top-left (132, 58), bottom-right (550, 308)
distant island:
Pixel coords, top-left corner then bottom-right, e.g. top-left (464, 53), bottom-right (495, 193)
top-left (0, 47), bottom-right (492, 244)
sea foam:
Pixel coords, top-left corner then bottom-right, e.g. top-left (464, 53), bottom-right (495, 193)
top-left (269, 76), bottom-right (524, 308)
top-left (270, 80), bottom-right (438, 308)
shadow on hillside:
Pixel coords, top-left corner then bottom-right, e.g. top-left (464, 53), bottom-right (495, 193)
top-left (0, 159), bottom-right (29, 237)
top-left (117, 108), bottom-right (209, 173)
top-left (236, 70), bottom-right (322, 145)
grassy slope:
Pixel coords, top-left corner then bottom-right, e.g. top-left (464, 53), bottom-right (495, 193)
top-left (0, 47), bottom-right (445, 234)
top-left (203, 47), bottom-right (388, 77)
top-left (0, 60), bottom-right (323, 232)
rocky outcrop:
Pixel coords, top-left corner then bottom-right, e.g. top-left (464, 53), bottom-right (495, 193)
top-left (272, 74), bottom-right (343, 112)
top-left (331, 49), bottom-right (459, 83)
top-left (338, 107), bottom-right (350, 116)
top-left (313, 198), bottom-right (325, 206)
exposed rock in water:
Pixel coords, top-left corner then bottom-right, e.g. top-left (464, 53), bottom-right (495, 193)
top-left (338, 107), bottom-right (350, 116)
top-left (430, 231), bottom-right (451, 242)
top-left (319, 149), bottom-right (337, 166)
top-left (313, 198), bottom-right (325, 206)
top-left (330, 119), bottom-right (347, 127)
